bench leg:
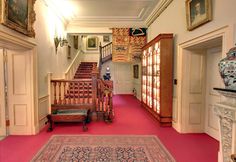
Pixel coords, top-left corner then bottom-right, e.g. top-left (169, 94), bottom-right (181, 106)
top-left (83, 120), bottom-right (88, 131)
top-left (46, 115), bottom-right (53, 132)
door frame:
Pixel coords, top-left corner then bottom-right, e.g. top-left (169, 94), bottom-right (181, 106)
top-left (0, 29), bottom-right (38, 135)
top-left (0, 49), bottom-right (6, 136)
top-left (174, 25), bottom-right (234, 133)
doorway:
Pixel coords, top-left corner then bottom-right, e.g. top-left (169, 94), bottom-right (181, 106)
top-left (0, 31), bottom-right (37, 136)
top-left (176, 26), bottom-right (234, 140)
top-left (181, 38), bottom-right (222, 139)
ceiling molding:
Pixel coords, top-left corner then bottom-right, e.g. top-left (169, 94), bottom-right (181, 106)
top-left (145, 0), bottom-right (173, 27)
top-left (71, 6), bottom-right (147, 22)
top-left (67, 20), bottom-right (147, 29)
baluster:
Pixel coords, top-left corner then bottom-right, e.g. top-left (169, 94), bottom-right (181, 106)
top-left (53, 81), bottom-right (57, 104)
top-left (82, 82), bottom-right (85, 104)
top-left (105, 92), bottom-right (108, 112)
top-left (58, 82), bottom-right (62, 104)
top-left (68, 82), bottom-right (71, 104)
top-left (63, 81), bottom-right (66, 104)
top-left (104, 46), bottom-right (107, 57)
top-left (78, 82), bottom-right (81, 104)
top-left (87, 82), bottom-right (90, 104)
top-left (101, 90), bottom-right (104, 112)
top-left (111, 44), bottom-right (112, 55)
top-left (73, 81), bottom-right (76, 104)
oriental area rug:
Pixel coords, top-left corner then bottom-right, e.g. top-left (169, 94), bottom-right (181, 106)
top-left (31, 135), bottom-right (175, 162)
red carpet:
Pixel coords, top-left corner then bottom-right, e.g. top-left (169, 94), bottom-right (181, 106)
top-left (0, 95), bottom-right (218, 162)
top-left (32, 135), bottom-right (175, 161)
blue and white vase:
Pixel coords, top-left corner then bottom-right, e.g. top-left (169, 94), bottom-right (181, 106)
top-left (218, 46), bottom-right (236, 90)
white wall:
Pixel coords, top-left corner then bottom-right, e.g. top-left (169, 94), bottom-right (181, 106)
top-left (78, 34), bottom-right (112, 63)
top-left (148, 0), bottom-right (236, 98)
top-left (35, 0), bottom-right (78, 97)
top-left (147, 0), bottom-right (236, 133)
top-left (34, 0), bottom-right (79, 130)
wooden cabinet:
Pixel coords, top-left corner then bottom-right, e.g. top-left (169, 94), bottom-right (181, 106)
top-left (141, 34), bottom-right (173, 126)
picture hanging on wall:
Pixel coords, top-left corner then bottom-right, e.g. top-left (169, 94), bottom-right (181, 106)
top-left (103, 35), bottom-right (110, 42)
top-left (86, 36), bottom-right (98, 50)
top-left (0, 0), bottom-right (36, 37)
top-left (186, 0), bottom-right (212, 31)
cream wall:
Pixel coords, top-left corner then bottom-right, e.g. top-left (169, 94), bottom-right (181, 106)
top-left (146, 0), bottom-right (236, 134)
top-left (78, 34), bottom-right (112, 63)
top-left (148, 0), bottom-right (236, 98)
top-left (35, 0), bottom-right (78, 97)
top-left (34, 0), bottom-right (79, 130)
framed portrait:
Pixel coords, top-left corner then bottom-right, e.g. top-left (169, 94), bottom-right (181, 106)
top-left (133, 65), bottom-right (139, 79)
top-left (86, 36), bottom-right (98, 50)
top-left (186, 0), bottom-right (212, 31)
top-left (0, 0), bottom-right (36, 37)
top-left (73, 36), bottom-right (78, 49)
top-left (103, 35), bottom-right (110, 42)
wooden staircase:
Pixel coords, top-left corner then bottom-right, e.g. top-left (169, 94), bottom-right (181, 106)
top-left (74, 62), bottom-right (97, 79)
top-left (49, 62), bottom-right (114, 128)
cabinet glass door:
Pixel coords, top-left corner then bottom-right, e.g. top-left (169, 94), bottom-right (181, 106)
top-left (153, 42), bottom-right (160, 113)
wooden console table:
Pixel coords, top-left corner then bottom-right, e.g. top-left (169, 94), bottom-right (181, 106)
top-left (47, 109), bottom-right (90, 131)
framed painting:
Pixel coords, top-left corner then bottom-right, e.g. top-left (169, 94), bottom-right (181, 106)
top-left (86, 36), bottom-right (98, 50)
top-left (186, 0), bottom-right (212, 31)
top-left (133, 64), bottom-right (139, 79)
top-left (0, 0), bottom-right (36, 37)
top-left (103, 35), bottom-right (110, 42)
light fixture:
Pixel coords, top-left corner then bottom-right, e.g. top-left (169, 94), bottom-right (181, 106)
top-left (54, 36), bottom-right (68, 53)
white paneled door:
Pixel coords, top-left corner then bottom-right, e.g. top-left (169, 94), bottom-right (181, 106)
top-left (114, 63), bottom-right (133, 94)
top-left (182, 50), bottom-right (206, 133)
top-left (204, 47), bottom-right (221, 140)
top-left (7, 50), bottom-right (33, 135)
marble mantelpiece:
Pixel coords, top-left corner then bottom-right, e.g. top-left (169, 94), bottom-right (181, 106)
top-left (214, 88), bottom-right (236, 162)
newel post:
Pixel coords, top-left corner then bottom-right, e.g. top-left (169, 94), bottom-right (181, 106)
top-left (91, 65), bottom-right (99, 111)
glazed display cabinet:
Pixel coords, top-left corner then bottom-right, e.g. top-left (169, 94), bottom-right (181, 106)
top-left (141, 34), bottom-right (173, 126)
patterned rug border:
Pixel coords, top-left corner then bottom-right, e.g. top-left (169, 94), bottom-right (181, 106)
top-left (32, 135), bottom-right (176, 162)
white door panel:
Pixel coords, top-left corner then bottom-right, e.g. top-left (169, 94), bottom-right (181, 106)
top-left (114, 63), bottom-right (133, 94)
top-left (182, 50), bottom-right (205, 133)
top-left (7, 50), bottom-right (32, 135)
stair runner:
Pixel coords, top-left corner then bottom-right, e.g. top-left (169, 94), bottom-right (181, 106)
top-left (74, 62), bottom-right (97, 79)
top-left (65, 62), bottom-right (97, 104)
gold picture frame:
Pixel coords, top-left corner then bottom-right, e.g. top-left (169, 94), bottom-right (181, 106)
top-left (0, 0), bottom-right (36, 37)
top-left (186, 0), bottom-right (212, 31)
top-left (86, 36), bottom-right (98, 50)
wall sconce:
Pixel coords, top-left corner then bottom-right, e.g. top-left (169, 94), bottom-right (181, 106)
top-left (54, 36), bottom-right (68, 53)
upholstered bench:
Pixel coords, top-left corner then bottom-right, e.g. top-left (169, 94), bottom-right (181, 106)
top-left (46, 109), bottom-right (90, 132)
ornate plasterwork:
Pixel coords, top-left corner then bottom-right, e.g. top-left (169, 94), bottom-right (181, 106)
top-left (214, 89), bottom-right (236, 162)
top-left (214, 105), bottom-right (235, 162)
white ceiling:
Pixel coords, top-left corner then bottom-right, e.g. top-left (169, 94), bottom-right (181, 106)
top-left (46, 0), bottom-right (173, 28)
